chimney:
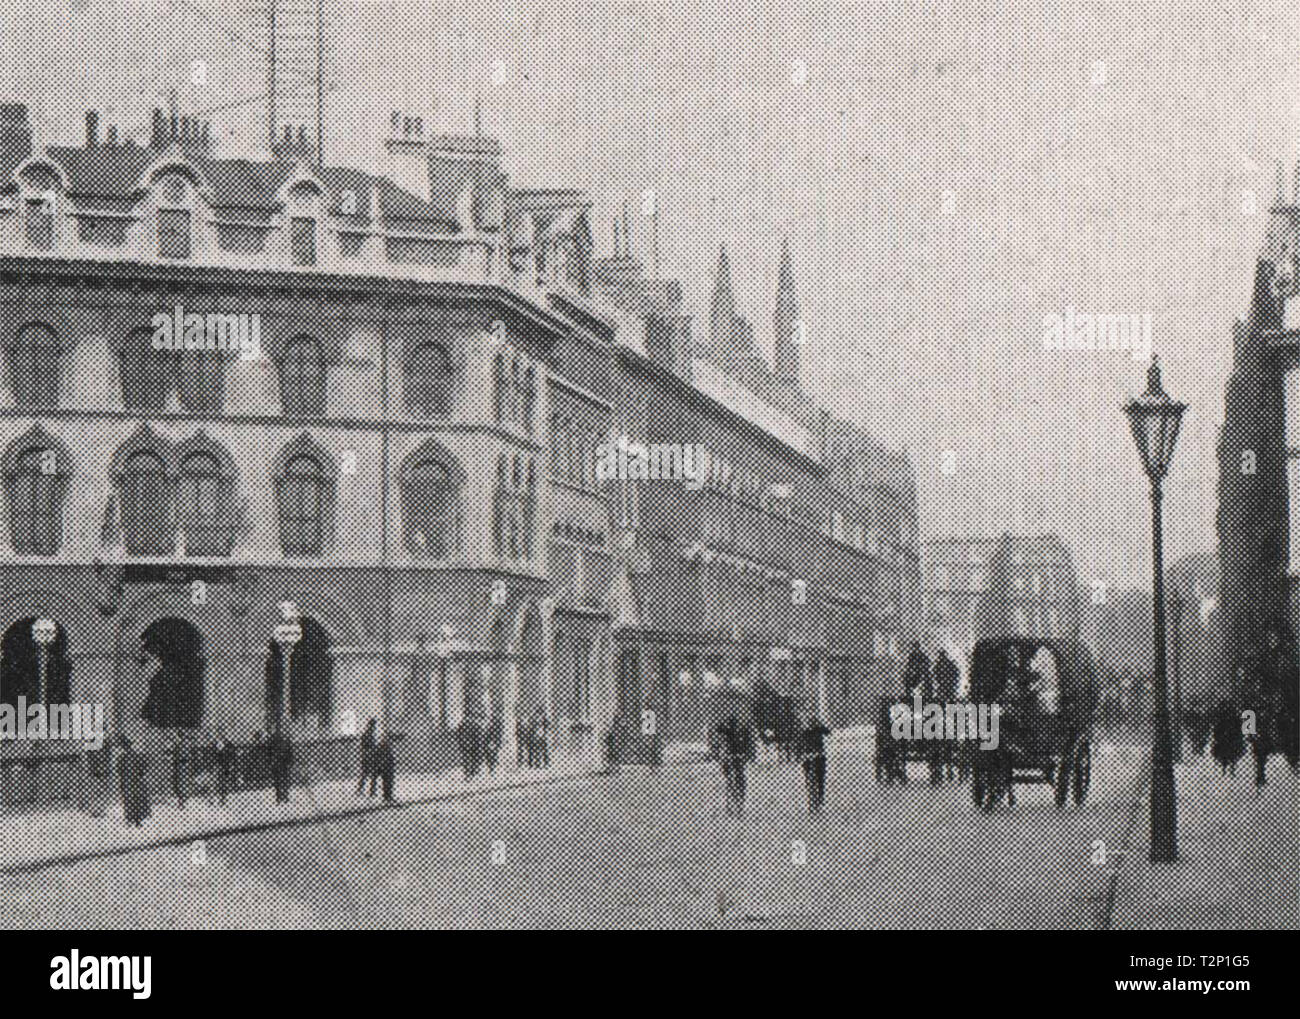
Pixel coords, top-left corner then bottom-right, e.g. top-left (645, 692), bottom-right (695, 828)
top-left (0, 104), bottom-right (33, 162)
top-left (106, 124), bottom-right (117, 146)
top-left (85, 110), bottom-right (98, 148)
top-left (150, 109), bottom-right (165, 150)
top-left (385, 110), bottom-right (431, 203)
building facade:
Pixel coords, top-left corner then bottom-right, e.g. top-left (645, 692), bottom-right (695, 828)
top-left (1217, 171), bottom-right (1300, 670)
top-left (0, 97), bottom-right (917, 795)
top-left (923, 533), bottom-right (1081, 683)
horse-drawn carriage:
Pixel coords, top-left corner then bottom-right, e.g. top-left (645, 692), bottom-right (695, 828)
top-left (873, 694), bottom-right (963, 785)
top-left (968, 637), bottom-right (1098, 812)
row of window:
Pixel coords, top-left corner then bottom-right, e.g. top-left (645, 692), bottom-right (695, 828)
top-left (2, 436), bottom-right (530, 563)
top-left (22, 176), bottom-right (323, 268)
top-left (493, 350), bottom-right (537, 434)
top-left (1, 327), bottom-right (457, 419)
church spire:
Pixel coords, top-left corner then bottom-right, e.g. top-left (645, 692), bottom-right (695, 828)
top-left (708, 245), bottom-right (737, 353)
top-left (773, 237), bottom-right (801, 386)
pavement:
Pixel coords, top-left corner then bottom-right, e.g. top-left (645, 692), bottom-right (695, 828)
top-left (0, 752), bottom-right (601, 876)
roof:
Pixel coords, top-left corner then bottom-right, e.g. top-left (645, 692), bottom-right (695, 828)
top-left (29, 143), bottom-right (455, 226)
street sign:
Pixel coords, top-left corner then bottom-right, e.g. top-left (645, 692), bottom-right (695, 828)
top-left (32, 619), bottom-right (57, 645)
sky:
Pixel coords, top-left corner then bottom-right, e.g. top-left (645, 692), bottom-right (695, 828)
top-left (3, 0), bottom-right (1299, 590)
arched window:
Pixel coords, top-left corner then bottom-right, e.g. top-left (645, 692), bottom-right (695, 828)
top-left (278, 337), bottom-right (327, 416)
top-left (403, 343), bottom-right (454, 418)
top-left (277, 454), bottom-right (330, 556)
top-left (120, 450), bottom-right (171, 554)
top-left (118, 330), bottom-right (173, 412)
top-left (4, 325), bottom-right (62, 407)
top-left (402, 457), bottom-right (461, 558)
top-left (176, 349), bottom-right (225, 415)
top-left (4, 447), bottom-right (67, 555)
top-left (177, 451), bottom-right (232, 556)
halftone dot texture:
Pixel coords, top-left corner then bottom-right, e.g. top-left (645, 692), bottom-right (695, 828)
top-left (0, 0), bottom-right (1297, 929)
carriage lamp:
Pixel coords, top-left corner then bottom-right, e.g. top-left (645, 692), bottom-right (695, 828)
top-left (32, 618), bottom-right (57, 705)
top-left (273, 621), bottom-right (303, 736)
top-left (1123, 355), bottom-right (1185, 864)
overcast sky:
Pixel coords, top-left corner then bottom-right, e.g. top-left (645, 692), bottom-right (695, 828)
top-left (3, 0), bottom-right (1299, 590)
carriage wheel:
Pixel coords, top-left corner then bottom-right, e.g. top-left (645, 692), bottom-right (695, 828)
top-left (1073, 740), bottom-right (1092, 806)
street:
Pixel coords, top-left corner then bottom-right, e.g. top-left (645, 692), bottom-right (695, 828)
top-left (5, 743), bottom-right (1290, 930)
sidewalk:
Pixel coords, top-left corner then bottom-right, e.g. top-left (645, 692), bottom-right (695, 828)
top-left (0, 757), bottom-right (599, 876)
top-left (1107, 752), bottom-right (1299, 929)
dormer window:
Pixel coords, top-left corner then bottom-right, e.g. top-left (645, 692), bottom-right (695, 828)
top-left (157, 175), bottom-right (192, 259)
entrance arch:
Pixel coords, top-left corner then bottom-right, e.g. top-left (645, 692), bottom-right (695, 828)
top-left (0, 618), bottom-right (71, 707)
top-left (265, 617), bottom-right (332, 734)
top-left (138, 618), bottom-right (205, 729)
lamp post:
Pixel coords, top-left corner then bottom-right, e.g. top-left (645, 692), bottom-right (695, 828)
top-left (31, 619), bottom-right (56, 706)
top-left (1168, 586), bottom-right (1184, 764)
top-left (273, 621), bottom-right (302, 737)
top-left (1123, 356), bottom-right (1186, 863)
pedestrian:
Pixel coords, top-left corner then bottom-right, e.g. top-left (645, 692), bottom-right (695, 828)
top-left (533, 708), bottom-right (550, 768)
top-left (458, 714), bottom-right (482, 780)
top-left (605, 712), bottom-right (627, 774)
top-left (904, 640), bottom-right (931, 699)
top-left (270, 730), bottom-right (292, 804)
top-left (116, 735), bottom-right (150, 827)
top-left (516, 716), bottom-right (529, 768)
top-left (1211, 698), bottom-right (1243, 777)
top-left (357, 717), bottom-right (378, 797)
top-left (715, 712), bottom-right (755, 816)
top-left (798, 709), bottom-right (832, 814)
top-left (377, 730), bottom-right (397, 803)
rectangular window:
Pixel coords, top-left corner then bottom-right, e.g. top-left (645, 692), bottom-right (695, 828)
top-left (291, 217), bottom-right (317, 267)
top-left (158, 208), bottom-right (191, 259)
top-left (25, 199), bottom-right (53, 251)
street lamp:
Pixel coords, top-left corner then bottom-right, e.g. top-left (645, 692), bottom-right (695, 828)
top-left (273, 621), bottom-right (303, 736)
top-left (1168, 586), bottom-right (1183, 764)
top-left (31, 619), bottom-right (56, 706)
top-left (1123, 355), bottom-right (1186, 863)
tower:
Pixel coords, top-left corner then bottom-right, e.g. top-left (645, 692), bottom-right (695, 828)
top-left (773, 237), bottom-right (801, 387)
top-left (707, 245), bottom-right (738, 357)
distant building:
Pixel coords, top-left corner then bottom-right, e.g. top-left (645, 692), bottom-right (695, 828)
top-left (924, 533), bottom-right (1081, 680)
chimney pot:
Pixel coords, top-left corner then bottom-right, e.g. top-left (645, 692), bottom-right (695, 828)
top-left (85, 110), bottom-right (99, 148)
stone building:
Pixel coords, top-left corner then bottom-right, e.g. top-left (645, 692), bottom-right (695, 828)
top-left (1216, 170), bottom-right (1300, 670)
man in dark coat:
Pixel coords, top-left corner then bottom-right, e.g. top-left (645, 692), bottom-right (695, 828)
top-left (1211, 699), bottom-right (1244, 777)
top-left (483, 715), bottom-right (502, 775)
top-left (357, 718), bottom-right (378, 797)
top-left (168, 732), bottom-right (193, 810)
top-left (270, 731), bottom-right (292, 804)
top-left (116, 735), bottom-right (150, 827)
top-left (533, 709), bottom-right (550, 768)
top-left (931, 649), bottom-right (961, 781)
top-left (377, 732), bottom-right (397, 803)
top-left (903, 641), bottom-right (932, 699)
top-left (458, 715), bottom-right (482, 779)
top-left (715, 712), bottom-right (755, 816)
top-left (798, 710), bottom-right (832, 813)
